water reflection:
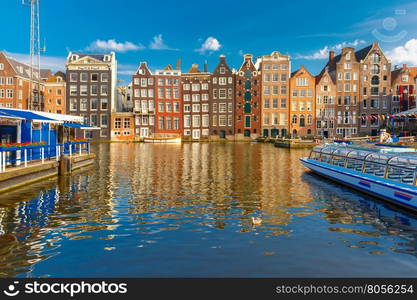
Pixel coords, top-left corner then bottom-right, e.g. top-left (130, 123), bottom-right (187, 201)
top-left (0, 143), bottom-right (415, 277)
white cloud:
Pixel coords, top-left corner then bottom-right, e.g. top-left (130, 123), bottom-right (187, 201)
top-left (85, 39), bottom-right (144, 52)
top-left (386, 39), bottom-right (417, 65)
top-left (5, 51), bottom-right (66, 72)
top-left (117, 63), bottom-right (137, 76)
top-left (149, 34), bottom-right (177, 50)
top-left (195, 37), bottom-right (221, 54)
top-left (296, 39), bottom-right (366, 60)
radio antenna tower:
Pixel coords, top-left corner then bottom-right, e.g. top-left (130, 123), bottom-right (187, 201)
top-left (22, 0), bottom-right (45, 111)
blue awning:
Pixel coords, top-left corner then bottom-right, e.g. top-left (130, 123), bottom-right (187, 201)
top-left (0, 110), bottom-right (24, 120)
top-left (0, 108), bottom-right (58, 123)
top-left (62, 122), bottom-right (101, 130)
top-left (63, 122), bottom-right (83, 128)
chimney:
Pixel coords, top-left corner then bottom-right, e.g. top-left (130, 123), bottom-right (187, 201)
top-left (204, 60), bottom-right (208, 72)
top-left (329, 50), bottom-right (335, 62)
top-left (244, 54), bottom-right (253, 61)
top-left (219, 54), bottom-right (226, 62)
top-left (373, 41), bottom-right (379, 48)
top-left (403, 64), bottom-right (407, 69)
top-left (176, 59), bottom-right (181, 70)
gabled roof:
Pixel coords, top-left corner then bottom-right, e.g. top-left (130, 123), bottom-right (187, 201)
top-left (163, 64), bottom-right (174, 71)
top-left (0, 51), bottom-right (50, 81)
top-left (187, 64), bottom-right (201, 73)
top-left (291, 65), bottom-right (313, 78)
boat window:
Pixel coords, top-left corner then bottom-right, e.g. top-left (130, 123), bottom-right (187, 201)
top-left (386, 156), bottom-right (417, 185)
top-left (365, 154), bottom-right (391, 165)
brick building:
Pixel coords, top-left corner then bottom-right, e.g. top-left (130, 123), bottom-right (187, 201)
top-left (181, 64), bottom-right (211, 140)
top-left (210, 55), bottom-right (234, 140)
top-left (235, 54), bottom-right (261, 139)
top-left (154, 64), bottom-right (182, 138)
top-left (110, 112), bottom-right (135, 141)
top-left (44, 71), bottom-right (66, 114)
top-left (260, 51), bottom-right (290, 138)
top-left (132, 62), bottom-right (155, 138)
top-left (0, 51), bottom-right (47, 110)
top-left (358, 42), bottom-right (391, 136)
top-left (315, 67), bottom-right (336, 138)
top-left (391, 64), bottom-right (417, 113)
top-left (66, 52), bottom-right (117, 140)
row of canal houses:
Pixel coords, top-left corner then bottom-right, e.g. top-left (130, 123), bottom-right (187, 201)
top-left (1, 41), bottom-right (417, 143)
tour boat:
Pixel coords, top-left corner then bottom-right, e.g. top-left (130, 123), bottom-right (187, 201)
top-left (300, 145), bottom-right (417, 211)
top-left (143, 137), bottom-right (181, 143)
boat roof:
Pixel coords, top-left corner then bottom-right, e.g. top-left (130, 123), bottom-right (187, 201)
top-left (313, 144), bottom-right (417, 160)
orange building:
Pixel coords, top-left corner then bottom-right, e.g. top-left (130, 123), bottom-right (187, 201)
top-left (289, 66), bottom-right (315, 137)
top-left (44, 71), bottom-right (66, 114)
top-left (110, 112), bottom-right (135, 141)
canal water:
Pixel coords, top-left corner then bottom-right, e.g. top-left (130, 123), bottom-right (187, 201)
top-left (1, 143), bottom-right (417, 277)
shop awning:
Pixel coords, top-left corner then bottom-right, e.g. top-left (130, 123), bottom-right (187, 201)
top-left (392, 108), bottom-right (417, 117)
top-left (0, 108), bottom-right (60, 123)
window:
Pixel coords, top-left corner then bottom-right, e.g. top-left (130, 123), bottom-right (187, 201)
top-left (70, 98), bottom-right (77, 111)
top-left (115, 118), bottom-right (122, 129)
top-left (0, 63), bottom-right (3, 70)
top-left (192, 115), bottom-right (200, 127)
top-left (80, 85), bottom-right (88, 96)
top-left (202, 115), bottom-right (209, 127)
top-left (6, 89), bottom-right (13, 98)
top-left (101, 115), bottom-right (108, 127)
top-left (101, 85), bottom-right (108, 95)
top-left (91, 115), bottom-right (98, 126)
top-left (292, 114), bottom-right (297, 124)
top-left (174, 117), bottom-right (180, 130)
top-left (192, 104), bottom-right (200, 112)
top-left (219, 103), bottom-right (227, 113)
top-left (80, 99), bottom-right (88, 111)
top-left (184, 104), bottom-right (191, 112)
top-left (101, 73), bottom-right (109, 82)
top-left (70, 85), bottom-right (77, 96)
top-left (273, 98), bottom-right (278, 108)
top-left (296, 77), bottom-right (308, 86)
top-left (264, 98), bottom-right (270, 109)
top-left (91, 73), bottom-right (98, 81)
top-left (70, 73), bottom-right (78, 82)
top-left (91, 98), bottom-right (98, 110)
top-left (6, 77), bottom-right (13, 85)
top-left (101, 99), bottom-right (108, 110)
top-left (91, 85), bottom-right (98, 95)
top-left (174, 101), bottom-right (180, 112)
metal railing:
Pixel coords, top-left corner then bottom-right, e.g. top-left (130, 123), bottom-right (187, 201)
top-left (0, 141), bottom-right (90, 173)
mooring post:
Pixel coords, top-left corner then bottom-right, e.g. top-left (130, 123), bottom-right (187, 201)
top-left (24, 149), bottom-right (27, 167)
top-left (79, 144), bottom-right (82, 156)
top-left (2, 152), bottom-right (5, 172)
top-left (41, 147), bottom-right (44, 164)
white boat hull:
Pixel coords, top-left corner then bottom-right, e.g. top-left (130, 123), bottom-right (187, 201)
top-left (300, 158), bottom-right (417, 211)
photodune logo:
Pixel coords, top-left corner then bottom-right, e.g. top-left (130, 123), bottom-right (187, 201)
top-left (372, 9), bottom-right (407, 43)
top-left (3, 281), bottom-right (20, 297)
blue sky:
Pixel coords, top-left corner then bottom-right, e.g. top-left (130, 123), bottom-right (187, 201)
top-left (1, 0), bottom-right (417, 84)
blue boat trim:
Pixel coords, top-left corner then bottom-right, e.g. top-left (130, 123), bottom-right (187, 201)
top-left (394, 191), bottom-right (413, 201)
top-left (300, 158), bottom-right (417, 197)
top-left (358, 180), bottom-right (371, 188)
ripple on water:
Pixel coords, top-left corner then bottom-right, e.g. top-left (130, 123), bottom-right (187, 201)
top-left (0, 143), bottom-right (417, 277)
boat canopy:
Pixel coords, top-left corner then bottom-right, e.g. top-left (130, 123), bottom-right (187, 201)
top-left (311, 145), bottom-right (417, 169)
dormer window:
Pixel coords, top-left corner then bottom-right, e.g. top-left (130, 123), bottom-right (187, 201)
top-left (346, 51), bottom-right (351, 60)
top-left (104, 55), bottom-right (110, 62)
top-left (71, 55), bottom-right (78, 61)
